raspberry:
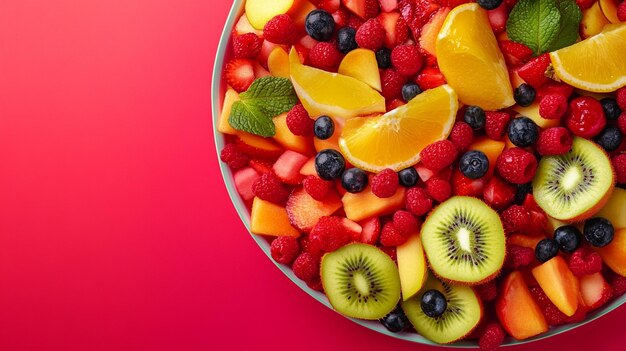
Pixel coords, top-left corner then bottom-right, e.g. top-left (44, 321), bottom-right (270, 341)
top-left (537, 81), bottom-right (574, 100)
top-left (286, 104), bottom-right (314, 136)
top-left (485, 111), bottom-right (510, 141)
top-left (380, 246), bottom-right (397, 262)
top-left (380, 221), bottom-right (409, 246)
top-left (449, 121), bottom-right (474, 152)
top-left (500, 205), bottom-right (531, 233)
top-left (475, 280), bottom-right (497, 302)
top-left (612, 154), bottom-right (626, 184)
top-left (380, 68), bottom-right (406, 100)
top-left (364, 0), bottom-right (381, 19)
top-left (391, 45), bottom-right (424, 77)
top-left (619, 2), bottom-right (626, 21)
top-left (303, 176), bottom-right (333, 200)
top-left (355, 18), bottom-right (385, 50)
top-left (618, 87), bottom-right (626, 110)
top-left (568, 247), bottom-right (603, 277)
top-left (536, 127), bottom-right (573, 156)
top-left (405, 187), bottom-right (433, 216)
top-left (233, 33), bottom-right (263, 59)
top-left (220, 143), bottom-right (249, 170)
top-left (309, 42), bottom-right (342, 70)
top-left (371, 168), bottom-right (400, 198)
top-left (618, 112), bottom-right (626, 135)
top-left (347, 15), bottom-right (365, 30)
top-left (565, 305), bottom-right (588, 324)
top-left (310, 216), bottom-right (352, 252)
top-left (478, 323), bottom-right (504, 351)
top-left (504, 244), bottom-right (534, 269)
top-left (539, 94), bottom-right (568, 120)
top-left (292, 252), bottom-right (321, 283)
top-left (610, 274), bottom-right (626, 296)
top-left (566, 96), bottom-right (607, 139)
top-left (263, 14), bottom-right (297, 45)
top-left (270, 236), bottom-right (301, 264)
top-left (425, 177), bottom-right (451, 202)
top-left (307, 278), bottom-right (324, 292)
top-left (496, 147), bottom-right (538, 184)
top-left (529, 286), bottom-right (567, 326)
top-left (252, 172), bottom-right (290, 204)
top-left (420, 140), bottom-right (458, 172)
top-left (392, 210), bottom-right (420, 236)
top-left (299, 234), bottom-right (324, 257)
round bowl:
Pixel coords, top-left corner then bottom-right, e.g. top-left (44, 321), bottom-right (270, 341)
top-left (211, 0), bottom-right (626, 347)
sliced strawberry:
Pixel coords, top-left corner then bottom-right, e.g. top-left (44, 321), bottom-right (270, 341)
top-left (416, 164), bottom-right (435, 182)
top-left (224, 58), bottom-right (255, 92)
top-left (286, 188), bottom-right (343, 233)
top-left (522, 194), bottom-right (550, 235)
top-left (452, 170), bottom-right (486, 197)
top-left (398, 0), bottom-right (440, 39)
top-left (415, 66), bottom-right (446, 90)
top-left (518, 54), bottom-right (551, 89)
top-left (378, 11), bottom-right (409, 48)
top-left (359, 217), bottom-right (381, 245)
top-left (344, 0), bottom-right (380, 20)
top-left (483, 176), bottom-right (517, 210)
top-left (487, 3), bottom-right (508, 34)
top-left (499, 40), bottom-right (533, 66)
top-left (580, 272), bottom-right (614, 310)
top-left (249, 159), bottom-right (274, 174)
top-left (234, 167), bottom-right (261, 201)
top-left (380, 0), bottom-right (399, 12)
top-left (293, 44), bottom-right (310, 65)
top-left (299, 35), bottom-right (319, 50)
top-left (332, 7), bottom-right (351, 28)
top-left (273, 150), bottom-right (309, 185)
top-left (314, 0), bottom-right (341, 12)
top-left (386, 98), bottom-right (406, 110)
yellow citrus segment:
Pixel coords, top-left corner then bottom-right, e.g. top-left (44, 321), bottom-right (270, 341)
top-left (339, 85), bottom-right (458, 172)
top-left (550, 24), bottom-right (626, 93)
top-left (436, 3), bottom-right (515, 110)
top-left (289, 48), bottom-right (386, 120)
top-left (338, 48), bottom-right (382, 91)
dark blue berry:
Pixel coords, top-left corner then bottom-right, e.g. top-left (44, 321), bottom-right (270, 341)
top-left (314, 115), bottom-right (335, 140)
top-left (376, 48), bottom-right (391, 69)
top-left (514, 183), bottom-right (532, 205)
top-left (554, 225), bottom-right (582, 254)
top-left (595, 125), bottom-right (623, 152)
top-left (600, 98), bottom-right (622, 120)
top-left (402, 82), bottom-right (422, 102)
top-left (514, 84), bottom-right (536, 107)
top-left (305, 10), bottom-right (335, 42)
top-left (421, 289), bottom-right (447, 318)
top-left (398, 167), bottom-right (419, 187)
top-left (535, 238), bottom-right (559, 263)
top-left (380, 307), bottom-right (408, 333)
top-left (508, 117), bottom-right (539, 147)
top-left (477, 0), bottom-right (503, 9)
top-left (315, 149), bottom-right (345, 180)
top-left (464, 106), bottom-right (486, 130)
top-left (337, 27), bottom-right (357, 54)
top-left (341, 168), bottom-right (368, 193)
top-left (584, 217), bottom-right (614, 248)
top-left (459, 150), bottom-right (489, 179)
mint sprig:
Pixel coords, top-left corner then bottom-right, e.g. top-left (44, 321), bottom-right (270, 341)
top-left (229, 77), bottom-right (298, 137)
top-left (507, 0), bottom-right (582, 56)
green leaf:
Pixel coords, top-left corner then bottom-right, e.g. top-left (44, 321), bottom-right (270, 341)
top-left (229, 100), bottom-right (276, 137)
top-left (507, 0), bottom-right (562, 55)
top-left (547, 0), bottom-right (582, 52)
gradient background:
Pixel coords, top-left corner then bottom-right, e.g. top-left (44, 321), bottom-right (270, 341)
top-left (0, 0), bottom-right (623, 350)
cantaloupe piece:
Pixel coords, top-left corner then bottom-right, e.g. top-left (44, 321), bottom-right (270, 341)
top-left (342, 187), bottom-right (406, 222)
top-left (596, 187), bottom-right (626, 229)
top-left (217, 88), bottom-right (240, 135)
top-left (397, 231), bottom-right (428, 300)
top-left (596, 228), bottom-right (626, 277)
top-left (250, 197), bottom-right (301, 237)
top-left (531, 256), bottom-right (580, 316)
top-left (273, 113), bottom-right (315, 155)
top-left (268, 47), bottom-right (290, 78)
top-left (469, 137), bottom-right (505, 178)
top-left (338, 49), bottom-right (382, 91)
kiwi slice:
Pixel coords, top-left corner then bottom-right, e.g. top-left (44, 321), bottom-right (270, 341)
top-left (421, 196), bottom-right (505, 284)
top-left (321, 243), bottom-right (401, 320)
top-left (533, 137), bottom-right (615, 222)
top-left (401, 274), bottom-right (482, 344)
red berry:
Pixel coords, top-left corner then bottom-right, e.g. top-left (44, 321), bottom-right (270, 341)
top-left (529, 286), bottom-right (567, 326)
top-left (371, 168), bottom-right (400, 198)
top-left (449, 121), bottom-right (474, 152)
top-left (220, 143), bottom-right (249, 170)
top-left (475, 281), bottom-right (497, 302)
top-left (380, 246), bottom-right (397, 261)
top-left (252, 172), bottom-right (290, 204)
top-left (499, 40), bottom-right (533, 66)
top-left (380, 221), bottom-right (409, 246)
top-left (347, 15), bottom-right (365, 29)
top-left (482, 176), bottom-right (516, 210)
top-left (569, 247), bottom-right (603, 277)
top-left (487, 2), bottom-right (508, 34)
top-left (415, 66), bottom-right (446, 90)
top-left (309, 42), bottom-right (342, 70)
top-left (224, 58), bottom-right (255, 92)
top-left (612, 154), bottom-right (626, 184)
top-left (286, 104), bottom-right (314, 136)
top-left (504, 244), bottom-right (534, 269)
top-left (420, 140), bottom-right (458, 172)
top-left (485, 111), bottom-right (510, 141)
top-left (610, 273), bottom-right (626, 296)
top-left (314, 0), bottom-right (341, 13)
top-left (425, 177), bottom-right (452, 202)
top-left (517, 54), bottom-right (551, 88)
top-left (452, 170), bottom-right (486, 197)
top-left (619, 1), bottom-right (626, 21)
top-left (303, 175), bottom-right (334, 200)
top-left (392, 210), bottom-right (420, 236)
top-left (577, 0), bottom-right (596, 10)
top-left (359, 217), bottom-right (381, 245)
top-left (496, 147), bottom-right (538, 184)
top-left (618, 87), bottom-right (626, 110)
top-left (501, 205), bottom-right (531, 234)
top-left (537, 81), bottom-right (574, 100)
top-left (292, 252), bottom-right (321, 283)
top-left (380, 68), bottom-right (407, 100)
top-left (565, 96), bottom-right (607, 139)
top-left (565, 305), bottom-right (588, 324)
top-left (299, 234), bottom-right (324, 257)
top-left (405, 187), bottom-right (433, 216)
top-left (539, 94), bottom-right (568, 120)
top-left (478, 323), bottom-right (505, 351)
top-left (355, 18), bottom-right (385, 50)
top-left (270, 236), bottom-right (301, 264)
top-left (536, 127), bottom-right (573, 156)
top-left (233, 33), bottom-right (263, 59)
top-left (391, 45), bottom-right (423, 77)
top-left (263, 14), bottom-right (297, 45)
top-left (618, 112), bottom-right (626, 135)
top-left (309, 216), bottom-right (352, 252)
top-left (364, 0), bottom-right (381, 19)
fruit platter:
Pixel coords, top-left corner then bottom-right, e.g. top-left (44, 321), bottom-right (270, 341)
top-left (212, 0), bottom-right (626, 348)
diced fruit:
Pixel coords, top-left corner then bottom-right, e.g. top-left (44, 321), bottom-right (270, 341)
top-left (236, 133), bottom-right (283, 160)
top-left (487, 2), bottom-right (507, 33)
top-left (299, 157), bottom-right (317, 176)
top-left (234, 167), bottom-right (261, 201)
top-left (596, 228), bottom-right (626, 277)
top-left (245, 0), bottom-right (303, 29)
top-left (224, 58), bottom-right (256, 92)
top-left (581, 2), bottom-right (611, 39)
top-left (314, 117), bottom-right (343, 153)
top-left (235, 14), bottom-right (264, 36)
top-left (579, 272), bottom-right (613, 309)
top-left (338, 48), bottom-right (382, 91)
top-left (508, 234), bottom-right (544, 250)
top-left (291, 0), bottom-right (318, 27)
top-left (531, 256), bottom-right (580, 316)
top-left (257, 41), bottom-right (288, 68)
top-left (273, 113), bottom-right (315, 155)
top-left (342, 186), bottom-right (406, 222)
top-left (359, 217), bottom-right (381, 244)
top-left (436, 3), bottom-right (515, 110)
top-left (343, 0), bottom-right (380, 19)
top-left (397, 231), bottom-right (428, 300)
top-left (217, 88), bottom-right (240, 135)
top-left (596, 187), bottom-right (626, 229)
top-left (380, 0), bottom-right (399, 12)
top-left (468, 137), bottom-right (505, 178)
top-left (512, 103), bottom-right (560, 129)
top-left (517, 54), bottom-right (551, 89)
top-left (273, 150), bottom-right (310, 184)
top-left (599, 0), bottom-right (621, 23)
top-left (286, 188), bottom-right (343, 232)
top-left (253, 62), bottom-right (271, 78)
top-left (496, 271), bottom-right (549, 340)
top-left (251, 197), bottom-right (301, 237)
top-left (418, 7), bottom-right (450, 56)
top-left (268, 47), bottom-right (290, 78)
top-left (378, 11), bottom-right (409, 49)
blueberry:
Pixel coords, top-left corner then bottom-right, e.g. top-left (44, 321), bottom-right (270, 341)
top-left (380, 307), bottom-right (409, 333)
top-left (341, 168), bottom-right (368, 193)
top-left (595, 125), bottom-right (623, 152)
top-left (600, 98), bottom-right (621, 120)
top-left (459, 150), bottom-right (489, 179)
top-left (514, 183), bottom-right (532, 205)
top-left (584, 217), bottom-right (614, 247)
top-left (514, 83), bottom-right (536, 107)
top-left (398, 167), bottom-right (419, 187)
top-left (337, 27), bottom-right (357, 54)
top-left (315, 149), bottom-right (345, 180)
top-left (464, 106), bottom-right (486, 130)
top-left (305, 10), bottom-right (335, 42)
top-left (421, 289), bottom-right (447, 318)
top-left (376, 48), bottom-right (392, 69)
top-left (535, 238), bottom-right (559, 263)
top-left (508, 117), bottom-right (539, 147)
top-left (402, 82), bottom-right (422, 102)
top-left (554, 225), bottom-right (582, 254)
top-left (314, 115), bottom-right (335, 140)
top-left (477, 0), bottom-right (503, 9)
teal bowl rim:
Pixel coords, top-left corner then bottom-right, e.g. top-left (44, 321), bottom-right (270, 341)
top-left (211, 0), bottom-right (626, 347)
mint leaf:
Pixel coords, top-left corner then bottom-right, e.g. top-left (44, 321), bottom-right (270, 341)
top-left (547, 0), bottom-right (582, 52)
top-left (507, 0), bottom-right (562, 55)
top-left (229, 77), bottom-right (298, 137)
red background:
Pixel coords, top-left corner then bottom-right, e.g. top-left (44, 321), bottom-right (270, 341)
top-left (0, 1), bottom-right (623, 350)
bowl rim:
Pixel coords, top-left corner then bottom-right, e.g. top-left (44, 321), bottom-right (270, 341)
top-left (211, 0), bottom-right (626, 347)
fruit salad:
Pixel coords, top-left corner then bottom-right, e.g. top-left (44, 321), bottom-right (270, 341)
top-left (216, 0), bottom-right (626, 348)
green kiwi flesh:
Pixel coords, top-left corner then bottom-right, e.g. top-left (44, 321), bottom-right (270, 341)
top-left (401, 274), bottom-right (482, 344)
top-left (533, 137), bottom-right (614, 221)
top-left (321, 243), bottom-right (401, 320)
top-left (421, 196), bottom-right (505, 284)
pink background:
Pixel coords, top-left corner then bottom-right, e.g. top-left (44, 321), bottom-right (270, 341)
top-left (0, 0), bottom-right (623, 350)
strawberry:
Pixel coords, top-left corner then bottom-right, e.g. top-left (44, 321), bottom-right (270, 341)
top-left (359, 217), bottom-right (381, 245)
top-left (398, 0), bottom-right (440, 39)
top-left (518, 54), bottom-right (551, 88)
top-left (314, 0), bottom-right (341, 12)
top-left (483, 176), bottom-right (517, 210)
top-left (415, 66), bottom-right (446, 90)
top-left (379, 0), bottom-right (399, 12)
top-left (378, 11), bottom-right (409, 49)
top-left (487, 3), bottom-right (508, 34)
top-left (248, 159), bottom-right (274, 174)
top-left (332, 7), bottom-right (351, 28)
top-left (344, 0), bottom-right (381, 20)
top-left (273, 150), bottom-right (309, 185)
top-left (579, 272), bottom-right (614, 310)
top-left (310, 216), bottom-right (361, 252)
top-left (452, 170), bottom-right (486, 197)
top-left (286, 188), bottom-right (343, 233)
top-left (499, 40), bottom-right (533, 66)
top-left (224, 58), bottom-right (255, 92)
